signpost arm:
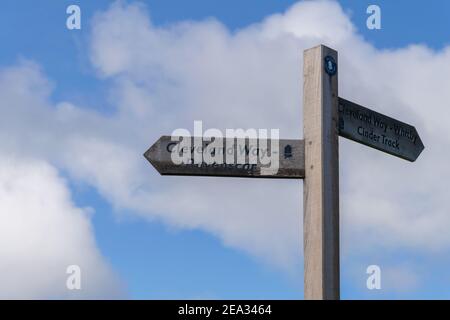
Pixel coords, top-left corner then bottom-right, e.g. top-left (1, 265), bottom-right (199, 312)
top-left (303, 45), bottom-right (340, 300)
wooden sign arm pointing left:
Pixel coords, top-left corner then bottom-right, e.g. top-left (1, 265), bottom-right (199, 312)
top-left (144, 136), bottom-right (306, 179)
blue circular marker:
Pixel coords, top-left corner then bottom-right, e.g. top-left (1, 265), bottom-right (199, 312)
top-left (324, 56), bottom-right (337, 76)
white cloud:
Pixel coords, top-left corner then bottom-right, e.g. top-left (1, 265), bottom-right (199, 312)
top-left (1, 0), bottom-right (450, 295)
top-left (87, 0), bottom-right (450, 258)
top-left (0, 155), bottom-right (123, 299)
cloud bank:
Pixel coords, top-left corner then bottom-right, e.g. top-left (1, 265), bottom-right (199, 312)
top-left (0, 155), bottom-right (122, 298)
top-left (1, 0), bottom-right (450, 297)
top-left (87, 0), bottom-right (450, 258)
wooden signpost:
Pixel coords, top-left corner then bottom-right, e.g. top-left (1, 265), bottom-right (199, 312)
top-left (144, 45), bottom-right (424, 300)
top-left (303, 45), bottom-right (340, 300)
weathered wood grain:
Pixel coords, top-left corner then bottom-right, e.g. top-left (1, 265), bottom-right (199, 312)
top-left (303, 45), bottom-right (340, 300)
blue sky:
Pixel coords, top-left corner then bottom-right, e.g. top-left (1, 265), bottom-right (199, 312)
top-left (1, 0), bottom-right (450, 299)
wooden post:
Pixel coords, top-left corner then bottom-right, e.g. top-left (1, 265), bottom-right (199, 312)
top-left (303, 45), bottom-right (340, 300)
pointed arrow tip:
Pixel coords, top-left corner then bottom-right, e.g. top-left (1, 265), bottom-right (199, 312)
top-left (411, 130), bottom-right (425, 162)
top-left (143, 137), bottom-right (164, 175)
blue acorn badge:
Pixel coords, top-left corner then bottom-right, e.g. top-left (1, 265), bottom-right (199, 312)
top-left (324, 56), bottom-right (337, 76)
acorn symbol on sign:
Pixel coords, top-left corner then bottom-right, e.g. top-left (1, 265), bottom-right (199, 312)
top-left (284, 145), bottom-right (293, 159)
